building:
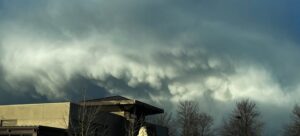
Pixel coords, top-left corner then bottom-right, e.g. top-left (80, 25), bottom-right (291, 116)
top-left (0, 96), bottom-right (168, 136)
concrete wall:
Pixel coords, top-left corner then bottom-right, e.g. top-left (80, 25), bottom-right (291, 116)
top-left (0, 102), bottom-right (71, 129)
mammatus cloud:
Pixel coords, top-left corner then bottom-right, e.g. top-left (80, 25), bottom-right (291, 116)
top-left (1, 0), bottom-right (300, 135)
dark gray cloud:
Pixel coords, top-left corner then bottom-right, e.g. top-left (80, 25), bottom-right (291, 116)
top-left (0, 0), bottom-right (300, 135)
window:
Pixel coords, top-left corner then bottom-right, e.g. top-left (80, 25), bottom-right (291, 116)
top-left (1, 120), bottom-right (17, 126)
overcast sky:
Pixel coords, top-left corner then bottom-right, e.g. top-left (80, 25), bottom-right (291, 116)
top-left (1, 0), bottom-right (300, 135)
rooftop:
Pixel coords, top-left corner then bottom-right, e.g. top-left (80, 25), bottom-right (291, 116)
top-left (81, 95), bottom-right (164, 116)
top-left (85, 95), bottom-right (130, 102)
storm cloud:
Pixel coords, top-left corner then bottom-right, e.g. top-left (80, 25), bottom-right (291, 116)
top-left (0, 0), bottom-right (300, 135)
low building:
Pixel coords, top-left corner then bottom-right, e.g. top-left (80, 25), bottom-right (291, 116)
top-left (0, 126), bottom-right (67, 136)
top-left (0, 96), bottom-right (168, 136)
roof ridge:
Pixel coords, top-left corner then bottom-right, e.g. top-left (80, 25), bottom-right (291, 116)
top-left (84, 95), bottom-right (131, 102)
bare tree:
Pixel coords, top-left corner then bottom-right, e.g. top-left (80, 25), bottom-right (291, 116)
top-left (177, 101), bottom-right (199, 136)
top-left (68, 93), bottom-right (108, 136)
top-left (149, 112), bottom-right (177, 136)
top-left (177, 101), bottom-right (214, 136)
top-left (198, 113), bottom-right (214, 136)
top-left (124, 110), bottom-right (146, 136)
top-left (283, 105), bottom-right (300, 136)
top-left (220, 99), bottom-right (263, 136)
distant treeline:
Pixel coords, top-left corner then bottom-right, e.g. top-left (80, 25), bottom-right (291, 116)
top-left (149, 99), bottom-right (300, 136)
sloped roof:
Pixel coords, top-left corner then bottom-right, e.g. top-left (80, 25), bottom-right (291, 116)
top-left (81, 95), bottom-right (164, 115)
top-left (85, 95), bottom-right (130, 102)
